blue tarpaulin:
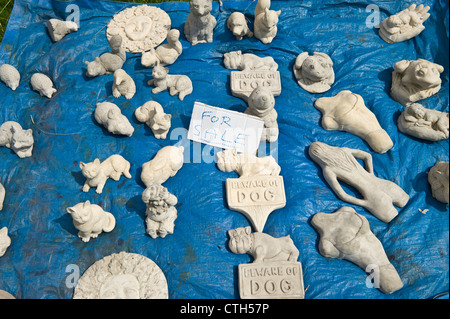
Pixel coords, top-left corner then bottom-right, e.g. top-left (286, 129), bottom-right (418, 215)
top-left (0, 0), bottom-right (448, 299)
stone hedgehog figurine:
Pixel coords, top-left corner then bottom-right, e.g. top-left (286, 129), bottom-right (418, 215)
top-left (0, 64), bottom-right (20, 91)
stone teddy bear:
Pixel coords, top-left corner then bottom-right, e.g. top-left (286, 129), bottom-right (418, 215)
top-left (134, 101), bottom-right (172, 139)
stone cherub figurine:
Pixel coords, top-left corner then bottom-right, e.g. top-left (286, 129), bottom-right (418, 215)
top-left (227, 12), bottom-right (253, 40)
top-left (397, 103), bottom-right (449, 142)
top-left (428, 161), bottom-right (449, 204)
top-left (85, 35), bottom-right (126, 78)
top-left (134, 101), bottom-right (172, 139)
top-left (141, 29), bottom-right (182, 68)
top-left (294, 52), bottom-right (335, 94)
top-left (94, 101), bottom-right (134, 137)
top-left (142, 184), bottom-right (178, 239)
top-left (184, 0), bottom-right (217, 45)
top-left (254, 0), bottom-right (281, 44)
top-left (0, 121), bottom-right (34, 158)
top-left (311, 207), bottom-right (404, 294)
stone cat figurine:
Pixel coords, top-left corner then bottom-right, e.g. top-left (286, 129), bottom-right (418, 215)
top-left (80, 154), bottom-right (131, 194)
top-left (134, 101), bottom-right (172, 139)
top-left (184, 0), bottom-right (217, 45)
top-left (85, 35), bottom-right (126, 78)
top-left (141, 29), bottom-right (182, 68)
top-left (147, 64), bottom-right (193, 101)
top-left (67, 200), bottom-right (116, 242)
top-left (254, 0), bottom-right (281, 44)
top-left (0, 121), bottom-right (34, 158)
top-left (0, 227), bottom-right (11, 257)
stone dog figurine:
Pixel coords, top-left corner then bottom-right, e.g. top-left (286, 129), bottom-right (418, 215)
top-left (294, 52), bottom-right (335, 93)
top-left (227, 12), bottom-right (253, 40)
top-left (228, 226), bottom-right (299, 263)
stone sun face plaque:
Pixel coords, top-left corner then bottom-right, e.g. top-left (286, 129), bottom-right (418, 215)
top-left (106, 5), bottom-right (171, 53)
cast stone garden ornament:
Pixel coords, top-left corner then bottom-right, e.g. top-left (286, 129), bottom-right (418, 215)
top-left (80, 154), bottom-right (131, 194)
top-left (67, 200), bottom-right (116, 243)
top-left (106, 5), bottom-right (171, 53)
top-left (311, 206), bottom-right (404, 294)
top-left (184, 0), bottom-right (217, 45)
top-left (0, 64), bottom-right (20, 91)
top-left (95, 101), bottom-right (134, 137)
top-left (254, 0), bottom-right (281, 44)
top-left (223, 50), bottom-right (278, 71)
top-left (148, 63), bottom-right (193, 101)
top-left (0, 182), bottom-right (5, 211)
top-left (0, 290), bottom-right (15, 299)
top-left (141, 145), bottom-right (184, 187)
top-left (309, 141), bottom-right (409, 223)
top-left (314, 90), bottom-right (393, 154)
top-left (134, 101), bottom-right (172, 139)
top-left (73, 251), bottom-right (168, 299)
top-left (390, 58), bottom-right (444, 106)
top-left (0, 121), bottom-right (34, 158)
top-left (0, 227), bottom-right (11, 257)
top-left (294, 52), bottom-right (335, 94)
top-left (46, 18), bottom-right (78, 42)
top-left (85, 35), bottom-right (126, 78)
top-left (227, 12), bottom-right (253, 40)
top-left (112, 69), bottom-right (136, 100)
top-left (379, 4), bottom-right (430, 44)
top-left (141, 29), bottom-right (182, 68)
top-left (428, 161), bottom-right (449, 204)
top-left (30, 73), bottom-right (57, 98)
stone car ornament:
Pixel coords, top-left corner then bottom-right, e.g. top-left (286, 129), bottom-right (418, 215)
top-left (46, 18), bottom-right (78, 42)
top-left (73, 251), bottom-right (168, 299)
top-left (141, 29), bottom-right (182, 68)
top-left (134, 101), bottom-right (172, 139)
top-left (314, 90), bottom-right (393, 154)
top-left (228, 226), bottom-right (305, 299)
top-left (254, 0), bottom-right (281, 44)
top-left (141, 145), bottom-right (184, 187)
top-left (311, 207), bottom-right (404, 294)
top-left (294, 52), bottom-right (335, 94)
top-left (94, 101), bottom-right (134, 137)
top-left (30, 73), bottom-right (57, 98)
top-left (112, 69), bottom-right (136, 100)
top-left (184, 0), bottom-right (217, 45)
top-left (309, 141), bottom-right (409, 223)
top-left (85, 35), bottom-right (126, 78)
top-left (379, 4), bottom-right (430, 44)
top-left (0, 64), bottom-right (20, 91)
top-left (227, 12), bottom-right (253, 40)
top-left (0, 121), bottom-right (34, 158)
top-left (147, 63), bottom-right (193, 101)
top-left (428, 161), bottom-right (449, 204)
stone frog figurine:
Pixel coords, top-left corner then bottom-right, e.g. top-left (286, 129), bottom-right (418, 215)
top-left (46, 18), bottom-right (78, 42)
top-left (141, 29), bottom-right (182, 68)
top-left (0, 227), bottom-right (11, 257)
top-left (184, 0), bottom-right (217, 45)
top-left (312, 207), bottom-right (404, 294)
top-left (0, 64), bottom-right (20, 91)
top-left (142, 184), bottom-right (178, 238)
top-left (254, 0), bottom-right (281, 44)
top-left (147, 64), bottom-right (193, 101)
top-left (141, 145), bottom-right (184, 187)
top-left (85, 35), bottom-right (126, 78)
top-left (428, 161), bottom-right (449, 204)
top-left (67, 200), bottom-right (116, 242)
top-left (294, 52), bottom-right (335, 93)
top-left (30, 73), bottom-right (57, 98)
top-left (391, 58), bottom-right (444, 106)
top-left (94, 101), bottom-right (134, 137)
top-left (112, 69), bottom-right (136, 100)
top-left (228, 226), bottom-right (299, 263)
top-left (80, 154), bottom-right (131, 194)
top-left (223, 50), bottom-right (278, 71)
top-left (227, 12), bottom-right (253, 40)
top-left (216, 148), bottom-right (281, 177)
top-left (0, 121), bottom-right (34, 158)
top-left (134, 101), bottom-right (172, 139)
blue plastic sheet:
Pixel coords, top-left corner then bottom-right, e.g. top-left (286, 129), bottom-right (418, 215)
top-left (0, 0), bottom-right (448, 299)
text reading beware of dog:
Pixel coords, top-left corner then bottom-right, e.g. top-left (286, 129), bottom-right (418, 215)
top-left (187, 102), bottom-right (264, 154)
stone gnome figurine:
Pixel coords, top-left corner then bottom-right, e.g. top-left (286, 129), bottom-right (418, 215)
top-left (227, 12), bottom-right (253, 40)
top-left (184, 0), bottom-right (217, 45)
top-left (142, 184), bottom-right (178, 238)
top-left (0, 121), bottom-right (34, 158)
top-left (46, 18), bottom-right (78, 42)
top-left (254, 0), bottom-right (281, 44)
top-left (134, 101), bottom-right (172, 139)
top-left (85, 35), bottom-right (126, 78)
top-left (311, 207), bottom-right (404, 294)
top-left (0, 64), bottom-right (20, 91)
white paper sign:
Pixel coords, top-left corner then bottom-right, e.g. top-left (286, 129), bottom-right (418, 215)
top-left (187, 102), bottom-right (264, 154)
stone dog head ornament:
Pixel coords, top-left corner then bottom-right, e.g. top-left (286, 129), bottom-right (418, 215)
top-left (294, 52), bottom-right (335, 93)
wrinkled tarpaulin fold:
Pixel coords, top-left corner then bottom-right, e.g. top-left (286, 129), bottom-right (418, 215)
top-left (0, 0), bottom-right (448, 299)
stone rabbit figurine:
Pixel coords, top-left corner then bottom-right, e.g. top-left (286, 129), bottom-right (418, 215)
top-left (184, 0), bottom-right (217, 45)
top-left (134, 101), bottom-right (172, 139)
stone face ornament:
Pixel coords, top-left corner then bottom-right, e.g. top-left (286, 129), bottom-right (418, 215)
top-left (73, 251), bottom-right (168, 299)
top-left (294, 52), bottom-right (334, 94)
top-left (107, 5), bottom-right (171, 53)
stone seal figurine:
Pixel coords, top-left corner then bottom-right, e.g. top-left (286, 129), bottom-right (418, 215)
top-left (0, 227), bottom-right (11, 257)
top-left (30, 73), bottom-right (57, 98)
top-left (141, 29), bottom-right (182, 68)
top-left (142, 184), bottom-right (178, 238)
top-left (141, 145), bottom-right (184, 187)
top-left (80, 154), bottom-right (131, 194)
top-left (46, 18), bottom-right (78, 42)
top-left (94, 101), bottom-right (134, 137)
top-left (134, 101), bottom-right (171, 139)
top-left (391, 58), bottom-right (444, 106)
top-left (0, 64), bottom-right (20, 91)
top-left (294, 52), bottom-right (335, 93)
top-left (227, 12), bottom-right (253, 40)
top-left (428, 161), bottom-right (449, 204)
top-left (254, 0), bottom-right (281, 44)
top-left (0, 121), bottom-right (34, 158)
top-left (184, 0), bottom-right (217, 45)
top-left (147, 63), bottom-right (193, 101)
top-left (67, 201), bottom-right (116, 242)
top-left (85, 35), bottom-right (126, 78)
top-left (223, 50), bottom-right (278, 71)
top-left (379, 4), bottom-right (430, 44)
top-left (112, 69), bottom-right (136, 100)
top-left (311, 207), bottom-right (404, 294)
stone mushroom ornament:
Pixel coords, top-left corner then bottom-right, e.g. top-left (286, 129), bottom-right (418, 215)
top-left (0, 64), bottom-right (20, 91)
top-left (227, 12), bottom-right (253, 40)
top-left (311, 207), bottom-right (404, 294)
top-left (134, 101), bottom-right (171, 139)
top-left (141, 29), bottom-right (182, 68)
top-left (30, 73), bottom-right (57, 98)
top-left (0, 121), bottom-right (34, 158)
top-left (254, 0), bottom-right (281, 44)
top-left (379, 4), bottom-right (430, 44)
top-left (94, 101), bottom-right (134, 137)
top-left (294, 52), bottom-right (335, 94)
top-left (0, 227), bottom-right (11, 257)
top-left (46, 18), bottom-right (78, 42)
top-left (391, 58), bottom-right (444, 106)
top-left (141, 145), bottom-right (184, 187)
top-left (184, 0), bottom-right (217, 45)
top-left (85, 35), bottom-right (126, 78)
top-left (112, 69), bottom-right (136, 100)
top-left (428, 161), bottom-right (449, 204)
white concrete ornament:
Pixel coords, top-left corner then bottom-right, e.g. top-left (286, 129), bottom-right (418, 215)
top-left (141, 145), bottom-right (184, 187)
top-left (148, 64), bottom-right (193, 101)
top-left (228, 226), bottom-right (304, 299)
top-left (67, 200), bottom-right (116, 242)
top-left (0, 64), bottom-right (20, 91)
top-left (254, 0), bottom-right (281, 44)
top-left (85, 35), bottom-right (126, 78)
top-left (223, 51), bottom-right (278, 71)
top-left (73, 251), bottom-right (169, 299)
top-left (379, 4), bottom-right (430, 44)
top-left (314, 90), bottom-right (393, 154)
top-left (30, 73), bottom-right (57, 98)
top-left (135, 101), bottom-right (171, 139)
top-left (397, 103), bottom-right (449, 142)
top-left (112, 69), bottom-right (136, 100)
top-left (141, 29), bottom-right (182, 68)
top-left (0, 227), bottom-right (11, 257)
top-left (0, 121), bottom-right (34, 158)
top-left (95, 101), bottom-right (134, 137)
top-left (391, 58), bottom-right (444, 106)
top-left (107, 5), bottom-right (171, 53)
top-left (80, 154), bottom-right (132, 194)
top-left (184, 0), bottom-right (217, 45)
top-left (0, 290), bottom-right (15, 299)
top-left (428, 161), bottom-right (449, 204)
top-left (227, 12), bottom-right (253, 40)
top-left (309, 141), bottom-right (409, 223)
top-left (0, 182), bottom-right (5, 211)
top-left (46, 18), bottom-right (78, 42)
top-left (294, 52), bottom-right (334, 94)
top-left (311, 207), bottom-right (404, 294)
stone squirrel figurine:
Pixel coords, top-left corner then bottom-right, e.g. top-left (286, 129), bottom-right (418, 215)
top-left (112, 69), bottom-right (136, 100)
top-left (0, 121), bottom-right (34, 158)
top-left (94, 101), bottom-right (134, 137)
top-left (141, 145), bottom-right (184, 187)
top-left (141, 29), bottom-right (182, 68)
top-left (223, 50), bottom-right (278, 71)
top-left (0, 64), bottom-right (20, 91)
top-left (46, 19), bottom-right (78, 42)
top-left (85, 35), bottom-right (126, 78)
top-left (134, 101), bottom-right (172, 139)
top-left (0, 227), bottom-right (11, 257)
top-left (184, 0), bottom-right (217, 45)
top-left (147, 63), bottom-right (193, 101)
top-left (228, 226), bottom-right (299, 263)
top-left (30, 73), bottom-right (57, 98)
top-left (80, 154), bottom-right (131, 194)
top-left (294, 52), bottom-right (335, 93)
top-left (67, 200), bottom-right (116, 242)
top-left (254, 0), bottom-right (281, 44)
top-left (227, 12), bottom-right (253, 40)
